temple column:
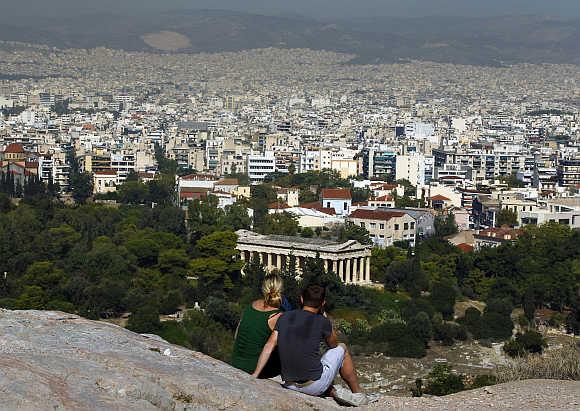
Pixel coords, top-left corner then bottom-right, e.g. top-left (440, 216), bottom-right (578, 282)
top-left (365, 256), bottom-right (371, 283)
top-left (324, 259), bottom-right (329, 273)
top-left (332, 260), bottom-right (338, 275)
top-left (267, 253), bottom-right (273, 270)
top-left (259, 252), bottom-right (264, 265)
top-left (240, 250), bottom-right (246, 261)
top-left (276, 254), bottom-right (282, 271)
top-left (345, 259), bottom-right (351, 284)
top-left (338, 260), bottom-right (344, 282)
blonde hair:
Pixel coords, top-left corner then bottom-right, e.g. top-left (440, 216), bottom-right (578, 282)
top-left (262, 274), bottom-right (283, 308)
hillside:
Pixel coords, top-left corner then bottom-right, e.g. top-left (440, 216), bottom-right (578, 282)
top-left (0, 11), bottom-right (578, 66)
top-left (1, 309), bottom-right (578, 410)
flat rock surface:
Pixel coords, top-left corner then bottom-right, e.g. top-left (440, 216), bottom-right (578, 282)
top-left (0, 309), bottom-right (338, 411)
top-left (1, 310), bottom-right (578, 411)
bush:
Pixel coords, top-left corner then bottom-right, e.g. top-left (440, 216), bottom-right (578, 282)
top-left (433, 321), bottom-right (465, 345)
top-left (126, 304), bottom-right (161, 333)
top-left (503, 330), bottom-right (546, 358)
top-left (402, 297), bottom-right (435, 321)
top-left (471, 374), bottom-right (497, 389)
top-left (497, 344), bottom-right (580, 382)
top-left (424, 363), bottom-right (465, 396)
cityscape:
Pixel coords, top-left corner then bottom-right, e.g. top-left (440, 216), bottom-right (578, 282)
top-left (0, 1), bottom-right (579, 410)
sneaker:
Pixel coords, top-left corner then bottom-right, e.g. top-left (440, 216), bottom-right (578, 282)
top-left (332, 385), bottom-right (369, 407)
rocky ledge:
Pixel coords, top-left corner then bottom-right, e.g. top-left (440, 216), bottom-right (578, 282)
top-left (0, 310), bottom-right (578, 411)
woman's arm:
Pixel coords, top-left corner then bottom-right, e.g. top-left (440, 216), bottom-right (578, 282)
top-left (267, 312), bottom-right (282, 331)
top-left (251, 330), bottom-right (278, 378)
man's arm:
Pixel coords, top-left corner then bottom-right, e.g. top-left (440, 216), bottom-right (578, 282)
top-left (325, 328), bottom-right (339, 349)
top-left (251, 330), bottom-right (278, 378)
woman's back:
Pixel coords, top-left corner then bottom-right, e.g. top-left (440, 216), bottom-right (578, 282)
top-left (232, 300), bottom-right (280, 375)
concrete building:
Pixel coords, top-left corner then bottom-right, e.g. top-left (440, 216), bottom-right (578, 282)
top-left (321, 188), bottom-right (352, 216)
top-left (396, 153), bottom-right (425, 186)
top-left (247, 151), bottom-right (276, 184)
top-left (348, 208), bottom-right (417, 247)
top-left (235, 230), bottom-right (372, 284)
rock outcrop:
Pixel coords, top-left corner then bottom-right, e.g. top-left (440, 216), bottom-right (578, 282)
top-left (1, 309), bottom-right (578, 411)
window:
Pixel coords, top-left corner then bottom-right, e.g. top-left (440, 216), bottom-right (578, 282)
top-left (343, 202), bottom-right (348, 211)
top-left (411, 222), bottom-right (415, 229)
top-left (370, 223), bottom-right (376, 228)
top-left (404, 223), bottom-right (409, 230)
top-left (379, 223), bottom-right (385, 229)
top-left (360, 222), bottom-right (365, 228)
top-left (327, 202), bottom-right (331, 208)
top-left (394, 224), bottom-right (399, 230)
top-left (379, 235), bottom-right (385, 238)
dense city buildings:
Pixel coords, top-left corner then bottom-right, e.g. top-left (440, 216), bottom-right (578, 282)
top-left (0, 41), bottom-right (579, 241)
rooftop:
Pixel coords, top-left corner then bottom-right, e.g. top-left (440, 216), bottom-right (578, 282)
top-left (236, 230), bottom-right (370, 253)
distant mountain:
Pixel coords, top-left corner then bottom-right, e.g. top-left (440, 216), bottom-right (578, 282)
top-left (0, 10), bottom-right (578, 66)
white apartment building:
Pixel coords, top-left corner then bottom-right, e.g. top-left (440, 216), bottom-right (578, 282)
top-left (395, 153), bottom-right (425, 186)
top-left (248, 151), bottom-right (276, 184)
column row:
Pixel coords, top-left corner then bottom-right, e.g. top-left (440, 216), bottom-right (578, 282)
top-left (240, 250), bottom-right (371, 284)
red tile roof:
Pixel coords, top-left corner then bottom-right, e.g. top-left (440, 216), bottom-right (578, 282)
top-left (431, 194), bottom-right (451, 201)
top-left (300, 201), bottom-right (336, 215)
top-left (349, 209), bottom-right (406, 220)
top-left (321, 188), bottom-right (351, 200)
top-left (457, 243), bottom-right (474, 253)
top-left (4, 143), bottom-right (25, 154)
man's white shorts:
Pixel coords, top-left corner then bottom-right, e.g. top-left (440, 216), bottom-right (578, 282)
top-left (283, 345), bottom-right (346, 396)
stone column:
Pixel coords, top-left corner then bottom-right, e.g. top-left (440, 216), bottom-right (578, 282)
top-left (259, 252), bottom-right (264, 265)
top-left (267, 253), bottom-right (273, 270)
top-left (276, 254), bottom-right (282, 271)
top-left (338, 260), bottom-right (344, 282)
top-left (324, 259), bottom-right (329, 273)
top-left (345, 259), bottom-right (351, 284)
top-left (240, 250), bottom-right (246, 261)
top-left (365, 256), bottom-right (371, 283)
top-left (352, 258), bottom-right (358, 283)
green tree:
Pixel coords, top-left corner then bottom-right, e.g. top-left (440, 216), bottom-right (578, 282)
top-left (496, 208), bottom-right (518, 227)
top-left (70, 172), bottom-right (93, 204)
top-left (434, 213), bottom-right (458, 237)
top-left (338, 222), bottom-right (372, 245)
top-left (408, 312), bottom-right (433, 347)
top-left (126, 304), bottom-right (161, 333)
top-left (263, 212), bottom-right (299, 236)
top-left (430, 282), bottom-right (457, 320)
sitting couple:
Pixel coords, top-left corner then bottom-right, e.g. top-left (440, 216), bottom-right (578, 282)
top-left (232, 274), bottom-right (368, 407)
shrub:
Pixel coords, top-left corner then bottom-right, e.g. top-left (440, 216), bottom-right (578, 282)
top-left (424, 363), bottom-right (465, 396)
top-left (471, 374), bottom-right (497, 389)
top-left (497, 344), bottom-right (580, 382)
top-left (126, 304), bottom-right (161, 333)
top-left (503, 331), bottom-right (546, 358)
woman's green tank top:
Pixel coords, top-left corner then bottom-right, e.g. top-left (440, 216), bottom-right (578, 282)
top-left (231, 304), bottom-right (280, 374)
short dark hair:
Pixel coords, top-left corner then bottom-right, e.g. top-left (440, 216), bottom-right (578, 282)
top-left (302, 284), bottom-right (326, 308)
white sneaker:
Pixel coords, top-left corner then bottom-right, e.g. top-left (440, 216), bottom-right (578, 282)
top-left (332, 385), bottom-right (369, 407)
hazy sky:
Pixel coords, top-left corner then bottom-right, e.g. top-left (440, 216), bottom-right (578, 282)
top-left (3, 0), bottom-right (580, 20)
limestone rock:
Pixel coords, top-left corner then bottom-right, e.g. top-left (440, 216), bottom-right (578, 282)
top-left (1, 309), bottom-right (578, 411)
top-left (0, 309), bottom-right (338, 410)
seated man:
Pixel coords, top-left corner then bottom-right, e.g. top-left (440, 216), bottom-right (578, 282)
top-left (252, 284), bottom-right (368, 407)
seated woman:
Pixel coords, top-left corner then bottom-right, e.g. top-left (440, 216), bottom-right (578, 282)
top-left (232, 274), bottom-right (284, 378)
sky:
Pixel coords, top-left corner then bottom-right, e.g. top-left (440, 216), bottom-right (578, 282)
top-left (2, 0), bottom-right (580, 20)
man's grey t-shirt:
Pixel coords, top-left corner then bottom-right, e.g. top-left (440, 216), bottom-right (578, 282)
top-left (275, 309), bottom-right (333, 382)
